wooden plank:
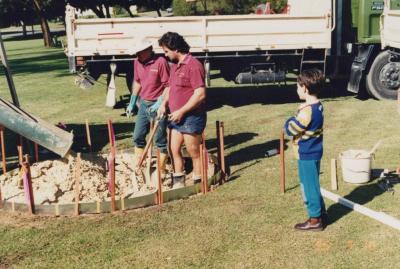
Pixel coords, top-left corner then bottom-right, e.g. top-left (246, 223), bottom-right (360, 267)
top-left (331, 159), bottom-right (338, 191)
top-left (74, 153), bottom-right (81, 216)
top-left (0, 125), bottom-right (6, 173)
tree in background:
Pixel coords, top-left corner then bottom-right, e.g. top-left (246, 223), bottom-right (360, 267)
top-left (172, 0), bottom-right (288, 15)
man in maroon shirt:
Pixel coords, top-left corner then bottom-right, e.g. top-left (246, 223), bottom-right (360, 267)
top-left (157, 32), bottom-right (207, 188)
top-left (127, 39), bottom-right (170, 174)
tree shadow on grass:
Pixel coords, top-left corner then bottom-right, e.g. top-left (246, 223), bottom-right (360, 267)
top-left (226, 138), bottom-right (289, 167)
top-left (3, 30), bottom-right (66, 42)
top-left (65, 122), bottom-right (134, 153)
top-left (8, 52), bottom-right (68, 75)
top-left (206, 81), bottom-right (355, 111)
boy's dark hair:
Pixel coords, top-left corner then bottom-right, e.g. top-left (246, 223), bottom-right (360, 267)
top-left (297, 69), bottom-right (325, 96)
top-left (158, 32), bottom-right (190, 53)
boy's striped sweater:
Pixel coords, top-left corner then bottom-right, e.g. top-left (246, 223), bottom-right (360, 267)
top-left (284, 102), bottom-right (324, 160)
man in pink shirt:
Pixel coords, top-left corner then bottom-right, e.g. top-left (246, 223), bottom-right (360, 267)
top-left (126, 39), bottom-right (170, 173)
top-left (157, 32), bottom-right (207, 188)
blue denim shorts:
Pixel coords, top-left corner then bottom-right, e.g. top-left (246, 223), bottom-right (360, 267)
top-left (168, 112), bottom-right (207, 134)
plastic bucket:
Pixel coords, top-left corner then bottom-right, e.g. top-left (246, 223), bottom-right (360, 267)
top-left (340, 149), bottom-right (372, 184)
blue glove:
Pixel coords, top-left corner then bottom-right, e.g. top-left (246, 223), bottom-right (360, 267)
top-left (126, 94), bottom-right (139, 117)
top-left (148, 96), bottom-right (163, 114)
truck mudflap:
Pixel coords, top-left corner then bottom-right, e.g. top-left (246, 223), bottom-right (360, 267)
top-left (347, 45), bottom-right (375, 94)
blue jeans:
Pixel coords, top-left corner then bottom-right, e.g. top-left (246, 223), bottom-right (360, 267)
top-left (298, 160), bottom-right (326, 218)
top-left (133, 99), bottom-right (167, 153)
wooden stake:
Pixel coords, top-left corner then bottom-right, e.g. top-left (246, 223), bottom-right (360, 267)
top-left (202, 134), bottom-right (208, 194)
top-left (17, 145), bottom-right (23, 166)
top-left (219, 121), bottom-right (226, 183)
top-left (279, 130), bottom-right (286, 193)
top-left (74, 153), bottom-right (81, 216)
top-left (331, 158), bottom-right (338, 191)
top-left (34, 143), bottom-right (39, 162)
top-left (0, 125), bottom-right (6, 173)
top-left (156, 149), bottom-right (163, 205)
top-left (85, 119), bottom-right (92, 152)
top-left (203, 146), bottom-right (208, 194)
top-left (200, 144), bottom-right (205, 194)
top-left (216, 121), bottom-right (221, 183)
top-left (22, 155), bottom-right (34, 214)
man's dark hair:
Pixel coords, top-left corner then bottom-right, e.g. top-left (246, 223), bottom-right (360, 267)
top-left (158, 32), bottom-right (190, 53)
top-left (297, 68), bottom-right (325, 96)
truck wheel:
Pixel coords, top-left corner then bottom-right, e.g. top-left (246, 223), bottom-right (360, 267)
top-left (366, 51), bottom-right (400, 100)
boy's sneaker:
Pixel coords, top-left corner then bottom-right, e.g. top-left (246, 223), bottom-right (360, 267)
top-left (294, 218), bottom-right (324, 232)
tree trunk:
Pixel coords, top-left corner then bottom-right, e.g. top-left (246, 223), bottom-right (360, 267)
top-left (32, 0), bottom-right (54, 47)
top-left (123, 6), bottom-right (134, 17)
top-left (104, 4), bottom-right (111, 18)
top-left (90, 5), bottom-right (105, 18)
top-left (21, 21), bottom-right (27, 38)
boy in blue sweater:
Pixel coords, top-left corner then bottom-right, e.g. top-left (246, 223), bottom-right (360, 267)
top-left (284, 69), bottom-right (326, 231)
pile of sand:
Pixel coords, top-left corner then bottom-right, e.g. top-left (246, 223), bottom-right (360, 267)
top-left (0, 152), bottom-right (216, 206)
top-left (0, 153), bottom-right (157, 205)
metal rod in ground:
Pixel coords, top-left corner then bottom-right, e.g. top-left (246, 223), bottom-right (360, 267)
top-left (331, 158), bottom-right (338, 191)
top-left (107, 120), bottom-right (116, 156)
top-left (219, 121), bottom-right (226, 183)
top-left (108, 153), bottom-right (116, 212)
top-left (34, 143), bottom-right (39, 162)
top-left (107, 120), bottom-right (116, 212)
top-left (200, 144), bottom-right (205, 194)
top-left (156, 149), bottom-right (163, 205)
top-left (85, 119), bottom-right (92, 152)
top-left (0, 125), bottom-right (6, 173)
top-left (74, 153), bottom-right (81, 216)
top-left (22, 155), bottom-right (35, 214)
top-left (279, 130), bottom-right (286, 193)
top-left (215, 121), bottom-right (221, 184)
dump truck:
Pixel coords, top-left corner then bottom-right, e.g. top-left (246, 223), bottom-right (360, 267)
top-left (64, 0), bottom-right (400, 100)
top-left (355, 0), bottom-right (400, 100)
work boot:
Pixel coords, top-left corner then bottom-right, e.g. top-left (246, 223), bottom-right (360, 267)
top-left (134, 147), bottom-right (144, 167)
top-left (159, 152), bottom-right (168, 178)
top-left (192, 174), bottom-right (202, 184)
top-left (172, 172), bottom-right (186, 188)
top-left (294, 217), bottom-right (324, 232)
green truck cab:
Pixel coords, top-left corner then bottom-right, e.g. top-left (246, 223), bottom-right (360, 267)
top-left (348, 0), bottom-right (400, 99)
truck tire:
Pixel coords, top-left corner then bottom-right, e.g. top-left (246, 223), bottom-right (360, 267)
top-left (366, 51), bottom-right (400, 100)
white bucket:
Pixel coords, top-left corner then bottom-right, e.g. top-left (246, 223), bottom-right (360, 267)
top-left (340, 149), bottom-right (372, 184)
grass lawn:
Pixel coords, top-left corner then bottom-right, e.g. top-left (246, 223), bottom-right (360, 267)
top-left (1, 37), bottom-right (400, 268)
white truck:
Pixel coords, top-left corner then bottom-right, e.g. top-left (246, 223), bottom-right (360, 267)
top-left (64, 0), bottom-right (334, 94)
top-left (64, 0), bottom-right (400, 100)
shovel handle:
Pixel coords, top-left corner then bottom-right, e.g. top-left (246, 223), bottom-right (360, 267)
top-left (135, 118), bottom-right (161, 169)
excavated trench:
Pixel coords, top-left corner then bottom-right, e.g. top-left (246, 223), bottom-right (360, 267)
top-left (0, 151), bottom-right (219, 215)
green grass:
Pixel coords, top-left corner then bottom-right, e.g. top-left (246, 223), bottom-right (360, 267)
top-left (1, 37), bottom-right (400, 268)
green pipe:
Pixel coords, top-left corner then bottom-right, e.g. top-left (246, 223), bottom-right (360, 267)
top-left (0, 97), bottom-right (73, 157)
